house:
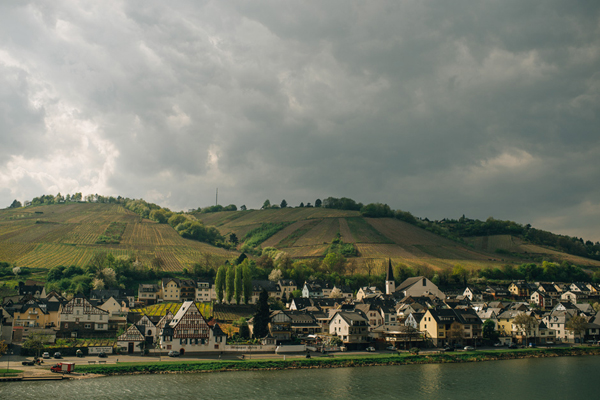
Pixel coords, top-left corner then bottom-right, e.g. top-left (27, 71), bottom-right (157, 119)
top-left (530, 290), bottom-right (553, 309)
top-left (332, 285), bottom-right (353, 301)
top-left (561, 290), bottom-right (588, 303)
top-left (250, 280), bottom-right (281, 304)
top-left (138, 284), bottom-right (161, 305)
top-left (90, 288), bottom-right (135, 308)
top-left (395, 277), bottom-right (446, 300)
top-left (267, 310), bottom-right (321, 341)
top-left (195, 280), bottom-right (216, 303)
top-left (17, 282), bottom-right (44, 298)
top-left (161, 278), bottom-right (196, 302)
top-left (159, 301), bottom-right (226, 354)
top-left (537, 283), bottom-right (559, 297)
top-left (278, 280), bottom-right (298, 299)
top-left (463, 287), bottom-right (483, 302)
top-left (302, 281), bottom-right (333, 298)
top-left (485, 286), bottom-right (510, 300)
top-left (569, 282), bottom-right (590, 295)
top-left (419, 307), bottom-right (483, 347)
top-left (356, 286), bottom-right (382, 301)
top-left (117, 324), bottom-right (146, 354)
top-left (11, 299), bottom-right (62, 342)
top-left (543, 310), bottom-right (578, 342)
top-left (329, 311), bottom-right (370, 350)
top-left (508, 281), bottom-right (531, 297)
top-left (58, 294), bottom-right (110, 338)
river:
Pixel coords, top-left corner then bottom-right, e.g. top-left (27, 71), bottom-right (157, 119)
top-left (2, 355), bottom-right (598, 399)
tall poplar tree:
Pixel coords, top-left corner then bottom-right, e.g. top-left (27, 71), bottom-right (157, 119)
top-left (215, 265), bottom-right (226, 303)
top-left (243, 264), bottom-right (253, 304)
top-left (226, 265), bottom-right (235, 303)
top-left (234, 264), bottom-right (243, 304)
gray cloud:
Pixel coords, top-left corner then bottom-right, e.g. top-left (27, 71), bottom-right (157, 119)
top-left (1, 0), bottom-right (599, 241)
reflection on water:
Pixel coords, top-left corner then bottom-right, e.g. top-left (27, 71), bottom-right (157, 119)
top-left (2, 356), bottom-right (599, 400)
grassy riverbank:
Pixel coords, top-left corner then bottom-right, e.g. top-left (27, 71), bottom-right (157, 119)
top-left (75, 347), bottom-right (600, 375)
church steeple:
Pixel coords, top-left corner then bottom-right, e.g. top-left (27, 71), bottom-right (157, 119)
top-left (385, 258), bottom-right (395, 295)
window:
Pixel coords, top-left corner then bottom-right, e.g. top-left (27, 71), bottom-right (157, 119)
top-left (85, 324), bottom-right (91, 329)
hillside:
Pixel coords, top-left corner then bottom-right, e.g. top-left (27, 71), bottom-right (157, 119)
top-left (195, 208), bottom-right (600, 271)
top-left (1, 203), bottom-right (598, 274)
top-left (0, 203), bottom-right (238, 271)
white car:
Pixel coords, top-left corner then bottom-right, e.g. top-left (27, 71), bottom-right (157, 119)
top-left (366, 347), bottom-right (376, 352)
top-left (42, 352), bottom-right (50, 359)
top-left (168, 350), bottom-right (180, 357)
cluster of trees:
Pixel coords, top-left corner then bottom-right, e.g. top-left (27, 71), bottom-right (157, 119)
top-left (327, 234), bottom-right (358, 257)
top-left (240, 222), bottom-right (291, 253)
top-left (323, 197), bottom-right (362, 211)
top-left (214, 259), bottom-right (253, 304)
top-left (44, 252), bottom-right (165, 294)
top-left (478, 261), bottom-right (595, 283)
top-left (435, 216), bottom-right (600, 261)
top-left (200, 204), bottom-right (237, 213)
top-left (260, 199), bottom-right (323, 209)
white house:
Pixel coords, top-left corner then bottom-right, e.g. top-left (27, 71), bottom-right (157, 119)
top-left (159, 301), bottom-right (226, 355)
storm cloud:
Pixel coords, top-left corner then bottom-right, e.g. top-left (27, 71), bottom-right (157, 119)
top-left (1, 1), bottom-right (599, 240)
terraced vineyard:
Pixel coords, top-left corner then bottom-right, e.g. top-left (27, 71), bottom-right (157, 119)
top-left (2, 202), bottom-right (597, 273)
top-left (130, 302), bottom-right (213, 318)
top-left (0, 203), bottom-right (240, 270)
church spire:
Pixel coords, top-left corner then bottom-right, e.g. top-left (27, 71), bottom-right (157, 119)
top-left (386, 258), bottom-right (394, 282)
top-left (385, 258), bottom-right (395, 295)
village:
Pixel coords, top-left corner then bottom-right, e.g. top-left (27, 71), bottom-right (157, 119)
top-left (2, 260), bottom-right (600, 366)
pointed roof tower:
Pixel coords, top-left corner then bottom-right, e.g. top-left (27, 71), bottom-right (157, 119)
top-left (385, 259), bottom-right (395, 295)
top-left (386, 258), bottom-right (394, 282)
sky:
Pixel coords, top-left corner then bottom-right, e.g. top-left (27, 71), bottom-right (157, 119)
top-left (1, 1), bottom-right (599, 242)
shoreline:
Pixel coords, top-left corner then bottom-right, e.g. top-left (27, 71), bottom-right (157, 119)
top-left (72, 347), bottom-right (600, 377)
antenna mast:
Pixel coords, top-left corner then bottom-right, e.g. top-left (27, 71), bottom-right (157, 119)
top-left (216, 188), bottom-right (218, 206)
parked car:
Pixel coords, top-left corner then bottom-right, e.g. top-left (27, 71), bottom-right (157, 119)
top-left (493, 342), bottom-right (503, 347)
top-left (98, 352), bottom-right (108, 358)
top-left (508, 343), bottom-right (518, 349)
top-left (168, 350), bottom-right (180, 357)
top-left (53, 352), bottom-right (62, 359)
top-left (366, 347), bottom-right (376, 352)
top-left (545, 341), bottom-right (555, 345)
top-left (464, 346), bottom-right (475, 351)
top-left (42, 352), bottom-right (50, 359)
top-left (22, 359), bottom-right (36, 366)
top-left (386, 345), bottom-right (396, 351)
top-left (443, 347), bottom-right (454, 352)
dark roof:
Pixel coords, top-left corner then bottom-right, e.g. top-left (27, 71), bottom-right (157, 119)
top-left (252, 280), bottom-right (280, 292)
top-left (386, 259), bottom-right (394, 282)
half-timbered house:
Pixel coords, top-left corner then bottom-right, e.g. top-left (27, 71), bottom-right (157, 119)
top-left (58, 294), bottom-right (110, 338)
top-left (159, 301), bottom-right (226, 354)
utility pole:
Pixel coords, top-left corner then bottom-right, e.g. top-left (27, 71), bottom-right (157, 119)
top-left (216, 188), bottom-right (218, 206)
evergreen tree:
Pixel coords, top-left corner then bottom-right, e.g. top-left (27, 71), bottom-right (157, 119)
top-left (215, 265), bottom-right (226, 303)
top-left (280, 199), bottom-right (287, 208)
top-left (234, 264), bottom-right (243, 304)
top-left (253, 289), bottom-right (270, 338)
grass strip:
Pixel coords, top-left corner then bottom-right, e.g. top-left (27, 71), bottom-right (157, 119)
top-left (75, 347), bottom-right (600, 375)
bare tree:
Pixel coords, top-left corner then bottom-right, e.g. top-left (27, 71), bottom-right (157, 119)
top-left (565, 315), bottom-right (588, 343)
top-left (513, 313), bottom-right (537, 345)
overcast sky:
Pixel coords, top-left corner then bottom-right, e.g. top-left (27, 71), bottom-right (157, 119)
top-left (1, 1), bottom-right (599, 241)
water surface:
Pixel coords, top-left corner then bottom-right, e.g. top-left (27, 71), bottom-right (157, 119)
top-left (1, 355), bottom-right (598, 399)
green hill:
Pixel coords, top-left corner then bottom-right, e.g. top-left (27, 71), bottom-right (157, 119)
top-left (194, 208), bottom-right (600, 271)
top-left (1, 202), bottom-right (598, 274)
top-left (0, 203), bottom-right (238, 271)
